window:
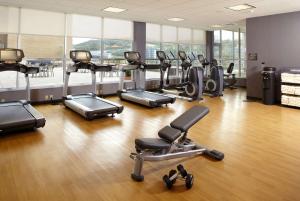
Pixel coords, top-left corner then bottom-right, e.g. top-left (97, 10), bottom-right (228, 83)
top-left (0, 34), bottom-right (18, 89)
top-left (103, 18), bottom-right (132, 40)
top-left (193, 29), bottom-right (206, 44)
top-left (0, 6), bottom-right (19, 34)
top-left (162, 25), bottom-right (177, 43)
top-left (178, 44), bottom-right (191, 55)
top-left (67, 14), bottom-right (102, 39)
top-left (146, 24), bottom-right (162, 79)
top-left (162, 43), bottom-right (178, 77)
top-left (20, 9), bottom-right (65, 36)
top-left (192, 44), bottom-right (205, 65)
top-left (71, 38), bottom-right (101, 58)
top-left (178, 28), bottom-right (191, 54)
top-left (0, 6), bottom-right (19, 89)
top-left (178, 28), bottom-right (191, 44)
top-left (146, 23), bottom-right (161, 59)
top-left (17, 9), bottom-right (65, 88)
top-left (19, 35), bottom-right (64, 87)
top-left (213, 29), bottom-right (246, 77)
top-left (0, 6), bottom-right (208, 91)
top-left (103, 18), bottom-right (132, 61)
top-left (214, 30), bottom-right (221, 43)
top-left (221, 30), bottom-right (233, 60)
top-left (240, 32), bottom-right (246, 77)
top-left (192, 44), bottom-right (205, 56)
top-left (146, 23), bottom-right (160, 42)
top-left (146, 42), bottom-right (160, 59)
top-left (103, 39), bottom-right (132, 59)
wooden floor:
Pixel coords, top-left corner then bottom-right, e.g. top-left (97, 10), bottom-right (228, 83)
top-left (1, 89), bottom-right (300, 201)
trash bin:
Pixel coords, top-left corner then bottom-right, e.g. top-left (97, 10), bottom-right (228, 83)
top-left (261, 67), bottom-right (276, 105)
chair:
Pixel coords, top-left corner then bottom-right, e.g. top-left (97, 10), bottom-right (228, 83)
top-left (224, 63), bottom-right (237, 89)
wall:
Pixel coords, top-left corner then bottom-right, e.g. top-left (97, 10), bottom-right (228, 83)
top-left (246, 11), bottom-right (300, 100)
top-left (133, 21), bottom-right (146, 61)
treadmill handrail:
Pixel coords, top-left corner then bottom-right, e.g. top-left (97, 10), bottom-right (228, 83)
top-left (0, 63), bottom-right (39, 74)
top-left (117, 64), bottom-right (139, 71)
top-left (67, 62), bottom-right (114, 73)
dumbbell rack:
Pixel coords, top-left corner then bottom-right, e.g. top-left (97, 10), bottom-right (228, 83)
top-left (281, 68), bottom-right (300, 108)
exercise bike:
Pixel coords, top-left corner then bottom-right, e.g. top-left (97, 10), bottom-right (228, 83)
top-left (197, 54), bottom-right (224, 97)
top-left (130, 106), bottom-right (224, 181)
top-left (156, 50), bottom-right (204, 101)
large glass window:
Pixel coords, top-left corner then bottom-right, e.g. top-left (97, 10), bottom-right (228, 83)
top-left (213, 29), bottom-right (246, 77)
top-left (146, 42), bottom-right (160, 59)
top-left (0, 6), bottom-right (19, 89)
top-left (0, 6), bottom-right (19, 34)
top-left (178, 28), bottom-right (191, 44)
top-left (65, 37), bottom-right (102, 85)
top-left (146, 23), bottom-right (161, 79)
top-left (162, 43), bottom-right (178, 77)
top-left (103, 39), bottom-right (132, 59)
top-left (0, 34), bottom-right (18, 89)
top-left (67, 14), bottom-right (102, 39)
top-left (146, 23), bottom-right (160, 42)
top-left (214, 30), bottom-right (221, 43)
top-left (1, 6), bottom-right (209, 91)
top-left (103, 18), bottom-right (132, 62)
top-left (18, 9), bottom-right (65, 88)
top-left (146, 23), bottom-right (161, 59)
top-left (221, 30), bottom-right (234, 62)
top-left (162, 25), bottom-right (177, 43)
top-left (145, 25), bottom-right (207, 79)
top-left (19, 35), bottom-right (64, 87)
top-left (240, 32), bottom-right (246, 77)
top-left (20, 9), bottom-right (65, 36)
top-left (71, 38), bottom-right (101, 58)
top-left (178, 44), bottom-right (191, 55)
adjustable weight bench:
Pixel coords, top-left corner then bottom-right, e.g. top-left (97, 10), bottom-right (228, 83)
top-left (130, 106), bottom-right (224, 181)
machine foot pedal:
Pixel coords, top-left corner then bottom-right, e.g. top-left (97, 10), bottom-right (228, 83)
top-left (204, 150), bottom-right (224, 161)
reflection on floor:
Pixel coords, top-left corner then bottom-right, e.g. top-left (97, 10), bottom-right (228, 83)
top-left (0, 88), bottom-right (300, 201)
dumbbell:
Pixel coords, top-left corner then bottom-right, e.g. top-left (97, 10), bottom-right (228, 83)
top-left (162, 164), bottom-right (194, 190)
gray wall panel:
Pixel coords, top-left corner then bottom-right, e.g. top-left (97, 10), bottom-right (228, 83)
top-left (246, 11), bottom-right (300, 100)
top-left (133, 21), bottom-right (146, 61)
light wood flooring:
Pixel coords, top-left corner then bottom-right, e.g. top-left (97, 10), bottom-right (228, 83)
top-left (1, 89), bottom-right (300, 201)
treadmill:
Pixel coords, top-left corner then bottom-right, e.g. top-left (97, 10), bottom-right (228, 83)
top-left (63, 50), bottom-right (123, 120)
top-left (0, 48), bottom-right (46, 134)
top-left (118, 51), bottom-right (176, 107)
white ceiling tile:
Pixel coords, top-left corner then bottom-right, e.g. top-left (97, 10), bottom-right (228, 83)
top-left (0, 0), bottom-right (300, 30)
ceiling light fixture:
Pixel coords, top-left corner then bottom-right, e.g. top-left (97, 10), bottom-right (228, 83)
top-left (211, 24), bottom-right (223, 28)
top-left (168, 18), bottom-right (184, 22)
top-left (103, 7), bottom-right (127, 13)
top-left (226, 4), bottom-right (256, 11)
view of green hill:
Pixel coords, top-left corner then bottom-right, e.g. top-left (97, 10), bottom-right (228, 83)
top-left (73, 39), bottom-right (132, 58)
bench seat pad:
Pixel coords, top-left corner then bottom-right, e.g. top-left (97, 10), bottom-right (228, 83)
top-left (135, 138), bottom-right (171, 150)
top-left (158, 126), bottom-right (181, 143)
top-left (170, 106), bottom-right (209, 132)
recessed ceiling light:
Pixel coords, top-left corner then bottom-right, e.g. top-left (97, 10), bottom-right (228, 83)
top-left (103, 7), bottom-right (126, 13)
top-left (211, 24), bottom-right (223, 28)
top-left (168, 18), bottom-right (184, 22)
top-left (226, 4), bottom-right (256, 11)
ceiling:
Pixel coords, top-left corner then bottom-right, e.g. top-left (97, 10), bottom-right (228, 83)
top-left (1, 0), bottom-right (300, 30)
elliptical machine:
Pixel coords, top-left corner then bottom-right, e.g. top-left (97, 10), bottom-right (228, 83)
top-left (156, 50), bottom-right (203, 101)
top-left (197, 54), bottom-right (224, 97)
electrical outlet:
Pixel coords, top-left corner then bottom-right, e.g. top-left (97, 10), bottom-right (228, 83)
top-left (49, 95), bottom-right (54, 100)
top-left (45, 95), bottom-right (49, 100)
top-left (1, 99), bottom-right (5, 102)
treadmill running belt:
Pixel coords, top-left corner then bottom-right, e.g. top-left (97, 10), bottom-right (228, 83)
top-left (0, 105), bottom-right (35, 129)
top-left (125, 91), bottom-right (172, 101)
top-left (72, 97), bottom-right (117, 111)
